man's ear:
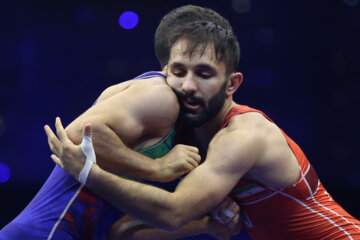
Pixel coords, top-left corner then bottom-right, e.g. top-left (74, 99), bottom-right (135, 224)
top-left (226, 72), bottom-right (243, 97)
top-left (160, 65), bottom-right (168, 76)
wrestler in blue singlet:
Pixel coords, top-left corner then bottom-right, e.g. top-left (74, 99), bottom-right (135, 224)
top-left (0, 72), bottom-right (178, 240)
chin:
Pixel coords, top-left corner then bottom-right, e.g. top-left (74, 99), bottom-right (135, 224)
top-left (182, 113), bottom-right (209, 128)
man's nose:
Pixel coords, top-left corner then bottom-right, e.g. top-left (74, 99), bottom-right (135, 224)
top-left (182, 73), bottom-right (197, 94)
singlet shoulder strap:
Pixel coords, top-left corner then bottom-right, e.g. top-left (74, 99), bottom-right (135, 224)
top-left (221, 105), bottom-right (275, 128)
top-left (223, 105), bottom-right (311, 172)
top-left (134, 71), bottom-right (166, 79)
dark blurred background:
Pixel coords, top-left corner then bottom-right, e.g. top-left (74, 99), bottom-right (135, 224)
top-left (0, 0), bottom-right (359, 238)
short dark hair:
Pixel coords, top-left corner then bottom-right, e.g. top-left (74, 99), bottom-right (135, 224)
top-left (155, 5), bottom-right (240, 73)
top-left (168, 21), bottom-right (240, 75)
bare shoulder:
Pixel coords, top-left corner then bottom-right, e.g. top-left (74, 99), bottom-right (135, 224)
top-left (96, 75), bottom-right (175, 105)
top-left (207, 112), bottom-right (278, 172)
top-left (98, 76), bottom-right (179, 131)
top-left (224, 111), bottom-right (300, 187)
top-left (215, 111), bottom-right (270, 146)
top-left (206, 112), bottom-right (267, 174)
top-left (126, 77), bottom-right (179, 127)
top-left (225, 111), bottom-right (281, 144)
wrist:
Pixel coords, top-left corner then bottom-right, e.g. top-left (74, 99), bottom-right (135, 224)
top-left (86, 163), bottom-right (100, 187)
top-left (152, 159), bottom-right (165, 182)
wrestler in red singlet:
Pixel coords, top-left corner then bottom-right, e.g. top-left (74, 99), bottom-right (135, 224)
top-left (222, 105), bottom-right (360, 240)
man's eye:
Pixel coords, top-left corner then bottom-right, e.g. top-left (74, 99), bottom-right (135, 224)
top-left (198, 72), bottom-right (212, 79)
top-left (173, 71), bottom-right (186, 77)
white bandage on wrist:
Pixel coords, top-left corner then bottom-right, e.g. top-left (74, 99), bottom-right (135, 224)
top-left (223, 208), bottom-right (235, 219)
top-left (213, 208), bottom-right (235, 224)
top-left (79, 135), bottom-right (96, 185)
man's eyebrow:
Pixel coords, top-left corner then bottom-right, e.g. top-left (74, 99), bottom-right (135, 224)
top-left (195, 64), bottom-right (217, 74)
top-left (195, 64), bottom-right (216, 70)
top-left (170, 62), bottom-right (184, 68)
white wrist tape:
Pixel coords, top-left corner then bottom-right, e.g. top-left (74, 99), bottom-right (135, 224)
top-left (223, 208), bottom-right (236, 219)
top-left (79, 135), bottom-right (96, 185)
top-left (213, 208), bottom-right (235, 224)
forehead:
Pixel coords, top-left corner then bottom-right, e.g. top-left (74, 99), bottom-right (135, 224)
top-left (169, 39), bottom-right (225, 70)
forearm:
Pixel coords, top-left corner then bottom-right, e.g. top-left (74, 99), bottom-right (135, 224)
top-left (110, 216), bottom-right (213, 240)
top-left (87, 162), bottom-right (224, 230)
top-left (66, 121), bottom-right (162, 181)
top-left (90, 122), bottom-right (163, 181)
top-left (88, 164), bottom-right (183, 230)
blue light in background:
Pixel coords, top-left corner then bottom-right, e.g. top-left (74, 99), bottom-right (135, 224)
top-left (0, 162), bottom-right (10, 183)
top-left (118, 11), bottom-right (139, 30)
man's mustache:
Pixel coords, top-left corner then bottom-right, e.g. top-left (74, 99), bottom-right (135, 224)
top-left (171, 88), bottom-right (205, 106)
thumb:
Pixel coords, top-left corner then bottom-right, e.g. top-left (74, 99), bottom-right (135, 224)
top-left (83, 123), bottom-right (92, 137)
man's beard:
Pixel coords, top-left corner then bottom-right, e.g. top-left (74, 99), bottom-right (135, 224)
top-left (172, 81), bottom-right (227, 128)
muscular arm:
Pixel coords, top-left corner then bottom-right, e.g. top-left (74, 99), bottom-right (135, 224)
top-left (109, 197), bottom-right (241, 240)
top-left (82, 122), bottom-right (261, 230)
top-left (109, 215), bottom-right (231, 240)
top-left (63, 78), bottom-right (181, 181)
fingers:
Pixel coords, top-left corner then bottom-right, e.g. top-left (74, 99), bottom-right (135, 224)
top-left (186, 157), bottom-right (200, 169)
top-left (44, 124), bottom-right (61, 156)
top-left (229, 214), bottom-right (242, 233)
top-left (212, 197), bottom-right (240, 227)
top-left (51, 154), bottom-right (63, 168)
top-left (181, 146), bottom-right (201, 170)
top-left (55, 117), bottom-right (68, 143)
top-left (177, 144), bottom-right (199, 154)
top-left (83, 123), bottom-right (92, 137)
top-left (184, 159), bottom-right (198, 171)
top-left (188, 151), bottom-right (201, 163)
top-left (226, 210), bottom-right (240, 230)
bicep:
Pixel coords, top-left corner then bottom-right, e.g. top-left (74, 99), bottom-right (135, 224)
top-left (176, 160), bottom-right (240, 209)
top-left (173, 129), bottom-right (258, 220)
top-left (67, 83), bottom-right (178, 145)
top-left (66, 90), bottom-right (146, 145)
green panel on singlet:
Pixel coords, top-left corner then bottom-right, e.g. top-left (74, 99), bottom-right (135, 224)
top-left (120, 125), bottom-right (177, 182)
top-left (137, 126), bottom-right (177, 158)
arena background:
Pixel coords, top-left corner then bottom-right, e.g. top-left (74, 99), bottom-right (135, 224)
top-left (1, 0), bottom-right (359, 239)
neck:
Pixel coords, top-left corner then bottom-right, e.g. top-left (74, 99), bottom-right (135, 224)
top-left (193, 98), bottom-right (237, 143)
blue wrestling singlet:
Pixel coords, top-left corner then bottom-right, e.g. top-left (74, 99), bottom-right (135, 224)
top-left (0, 72), bottom-right (177, 240)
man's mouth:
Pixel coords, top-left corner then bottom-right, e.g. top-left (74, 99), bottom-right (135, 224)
top-left (183, 98), bottom-right (202, 111)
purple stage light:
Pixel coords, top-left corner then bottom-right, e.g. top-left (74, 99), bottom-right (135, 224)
top-left (119, 11), bottom-right (139, 30)
top-left (0, 162), bottom-right (10, 183)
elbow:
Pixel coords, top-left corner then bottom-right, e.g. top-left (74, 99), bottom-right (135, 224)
top-left (166, 218), bottom-right (183, 232)
top-left (157, 206), bottom-right (187, 231)
top-left (161, 220), bottom-right (183, 232)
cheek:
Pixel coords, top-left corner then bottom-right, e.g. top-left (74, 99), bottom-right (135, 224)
top-left (166, 76), bottom-right (182, 89)
top-left (198, 82), bottom-right (219, 101)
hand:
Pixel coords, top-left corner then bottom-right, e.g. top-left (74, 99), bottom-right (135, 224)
top-left (198, 215), bottom-right (240, 240)
top-left (207, 217), bottom-right (241, 240)
top-left (44, 117), bottom-right (89, 180)
top-left (210, 196), bottom-right (241, 230)
top-left (156, 144), bottom-right (201, 182)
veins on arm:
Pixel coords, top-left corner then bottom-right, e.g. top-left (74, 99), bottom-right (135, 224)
top-left (63, 83), bottom-right (179, 181)
top-left (105, 127), bottom-right (259, 230)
